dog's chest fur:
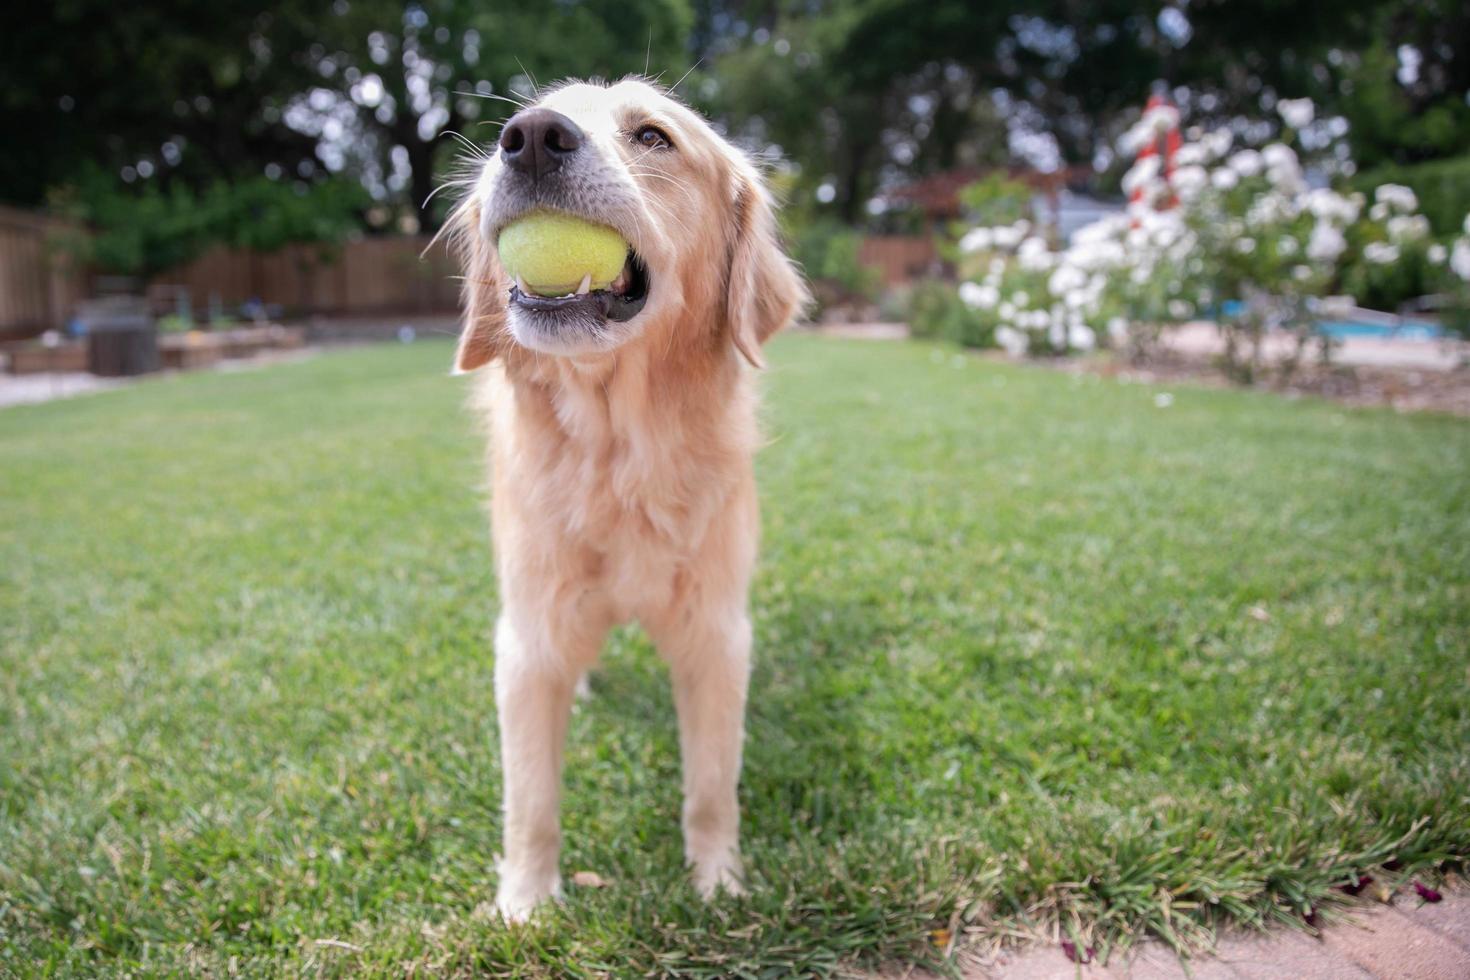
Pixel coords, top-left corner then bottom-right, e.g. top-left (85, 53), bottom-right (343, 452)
top-left (483, 347), bottom-right (757, 620)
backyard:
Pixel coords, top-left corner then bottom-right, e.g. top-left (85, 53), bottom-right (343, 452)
top-left (2, 335), bottom-right (1467, 975)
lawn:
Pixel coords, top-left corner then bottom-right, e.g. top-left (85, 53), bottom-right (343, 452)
top-left (2, 335), bottom-right (1468, 976)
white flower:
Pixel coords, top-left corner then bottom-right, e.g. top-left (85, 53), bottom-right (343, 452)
top-left (1293, 265), bottom-right (1313, 281)
top-left (959, 281), bottom-right (1000, 309)
top-left (1262, 143), bottom-right (1298, 170)
top-left (995, 326), bottom-right (1027, 356)
top-left (959, 227), bottom-right (994, 253)
top-left (1464, 213), bottom-right (1470, 235)
top-left (1451, 240), bottom-right (1470, 281)
top-left (1167, 299), bottom-right (1193, 319)
top-left (1369, 202), bottom-right (1390, 221)
top-left (1277, 97), bottom-right (1315, 130)
top-left (1428, 243), bottom-right (1448, 265)
top-left (1068, 324), bottom-right (1096, 350)
top-left (1267, 166), bottom-right (1305, 194)
top-left (1363, 241), bottom-right (1400, 265)
top-left (1107, 316), bottom-right (1129, 342)
top-left (1227, 149), bottom-right (1264, 177)
top-left (1203, 128), bottom-right (1234, 160)
top-left (991, 222), bottom-right (1028, 250)
top-left (1142, 103), bottom-right (1180, 136)
top-left (1374, 183), bottom-right (1419, 213)
top-left (1048, 263), bottom-right (1087, 297)
top-left (1011, 290), bottom-right (1030, 308)
top-left (1211, 167), bottom-right (1240, 191)
top-left (998, 301), bottom-right (1016, 320)
top-left (1171, 164), bottom-right (1208, 200)
top-left (1386, 214), bottom-right (1430, 242)
top-left (1234, 237), bottom-right (1257, 254)
top-left (1278, 236), bottom-right (1299, 256)
top-left (1174, 144), bottom-right (1208, 167)
top-left (1122, 156), bottom-right (1162, 195)
top-left (1154, 392), bottom-right (1174, 408)
top-left (1305, 188), bottom-right (1360, 224)
top-left (1306, 223), bottom-right (1347, 262)
top-left (1017, 236), bottom-right (1053, 271)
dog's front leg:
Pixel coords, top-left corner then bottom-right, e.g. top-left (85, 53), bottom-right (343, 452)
top-left (492, 612), bottom-right (599, 921)
top-left (648, 605), bottom-right (752, 898)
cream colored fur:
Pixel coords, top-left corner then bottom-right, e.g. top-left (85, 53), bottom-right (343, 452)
top-left (447, 79), bottom-right (808, 920)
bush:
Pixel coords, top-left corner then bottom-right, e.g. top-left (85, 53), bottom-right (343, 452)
top-left (907, 279), bottom-right (994, 348)
top-left (52, 171), bottom-right (368, 282)
top-left (787, 219), bottom-right (879, 315)
top-left (1352, 156), bottom-right (1470, 237)
top-left (956, 173), bottom-right (1034, 228)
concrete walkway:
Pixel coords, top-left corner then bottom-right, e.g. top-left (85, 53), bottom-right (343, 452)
top-left (971, 890), bottom-right (1469, 979)
top-left (1162, 322), bottom-right (1470, 372)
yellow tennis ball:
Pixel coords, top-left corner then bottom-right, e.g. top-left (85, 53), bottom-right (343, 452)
top-left (497, 212), bottom-right (628, 296)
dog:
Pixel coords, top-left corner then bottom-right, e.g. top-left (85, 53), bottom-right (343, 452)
top-left (446, 78), bottom-right (809, 921)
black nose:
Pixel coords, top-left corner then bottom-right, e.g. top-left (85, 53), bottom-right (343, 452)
top-left (499, 108), bottom-right (583, 180)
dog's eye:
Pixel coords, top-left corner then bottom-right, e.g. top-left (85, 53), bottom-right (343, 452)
top-left (634, 125), bottom-right (672, 150)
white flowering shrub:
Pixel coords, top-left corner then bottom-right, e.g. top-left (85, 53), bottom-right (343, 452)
top-left (949, 96), bottom-right (1470, 374)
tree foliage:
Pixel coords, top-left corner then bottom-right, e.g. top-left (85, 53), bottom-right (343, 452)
top-left (2, 0), bottom-right (1465, 234)
top-left (53, 172), bottom-right (368, 279)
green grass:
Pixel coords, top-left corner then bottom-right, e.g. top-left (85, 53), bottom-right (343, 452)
top-left (2, 335), bottom-right (1468, 976)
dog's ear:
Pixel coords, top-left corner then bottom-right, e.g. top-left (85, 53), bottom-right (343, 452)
top-left (725, 169), bottom-right (809, 368)
top-left (449, 200), bottom-right (510, 374)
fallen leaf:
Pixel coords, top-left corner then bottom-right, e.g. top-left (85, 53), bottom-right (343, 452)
top-left (571, 870), bottom-right (610, 888)
top-left (1368, 881), bottom-right (1395, 904)
top-left (1247, 605), bottom-right (1271, 623)
top-left (1061, 940), bottom-right (1095, 964)
top-left (1413, 881), bottom-right (1443, 903)
top-left (929, 927), bottom-right (951, 948)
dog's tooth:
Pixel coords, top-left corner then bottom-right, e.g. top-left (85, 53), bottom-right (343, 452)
top-left (576, 273), bottom-right (592, 296)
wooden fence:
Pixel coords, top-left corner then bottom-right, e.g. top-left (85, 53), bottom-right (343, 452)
top-left (1, 204), bottom-right (942, 341)
top-left (0, 206), bottom-right (88, 340)
top-left (0, 213), bottom-right (461, 340)
top-left (857, 235), bottom-right (941, 286)
top-left (164, 236), bottom-right (461, 319)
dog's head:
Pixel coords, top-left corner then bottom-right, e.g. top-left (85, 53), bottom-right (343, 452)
top-left (449, 79), bottom-right (808, 372)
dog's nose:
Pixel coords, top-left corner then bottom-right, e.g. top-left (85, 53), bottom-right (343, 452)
top-left (499, 108), bottom-right (583, 180)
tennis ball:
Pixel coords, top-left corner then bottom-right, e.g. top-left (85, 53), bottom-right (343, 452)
top-left (497, 212), bottom-right (628, 296)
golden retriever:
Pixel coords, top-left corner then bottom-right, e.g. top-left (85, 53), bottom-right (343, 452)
top-left (446, 78), bottom-right (808, 920)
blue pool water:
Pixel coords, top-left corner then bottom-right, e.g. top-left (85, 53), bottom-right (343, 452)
top-left (1214, 301), bottom-right (1445, 340)
top-left (1317, 320), bottom-right (1444, 341)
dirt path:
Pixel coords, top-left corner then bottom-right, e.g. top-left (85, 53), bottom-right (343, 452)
top-left (885, 888), bottom-right (1470, 979)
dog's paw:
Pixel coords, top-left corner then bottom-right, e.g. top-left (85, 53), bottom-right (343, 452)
top-left (691, 852), bottom-right (746, 900)
top-left (494, 865), bottom-right (562, 923)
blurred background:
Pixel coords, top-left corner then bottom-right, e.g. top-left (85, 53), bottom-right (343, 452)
top-left (1, 0), bottom-right (1468, 405)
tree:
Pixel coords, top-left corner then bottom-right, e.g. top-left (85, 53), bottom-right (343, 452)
top-left (53, 172), bottom-right (366, 285)
top-left (0, 0), bottom-right (329, 206)
top-left (295, 0), bottom-right (694, 230)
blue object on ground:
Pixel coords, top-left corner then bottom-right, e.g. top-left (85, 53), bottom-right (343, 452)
top-left (1317, 320), bottom-right (1444, 341)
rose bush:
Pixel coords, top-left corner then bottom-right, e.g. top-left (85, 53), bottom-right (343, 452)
top-left (949, 98), bottom-right (1470, 380)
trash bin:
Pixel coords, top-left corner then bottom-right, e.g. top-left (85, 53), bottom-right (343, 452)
top-left (83, 301), bottom-right (159, 377)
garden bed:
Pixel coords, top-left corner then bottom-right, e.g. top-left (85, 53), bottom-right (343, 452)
top-left (3, 341), bottom-right (87, 374)
top-left (3, 325), bottom-right (306, 376)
